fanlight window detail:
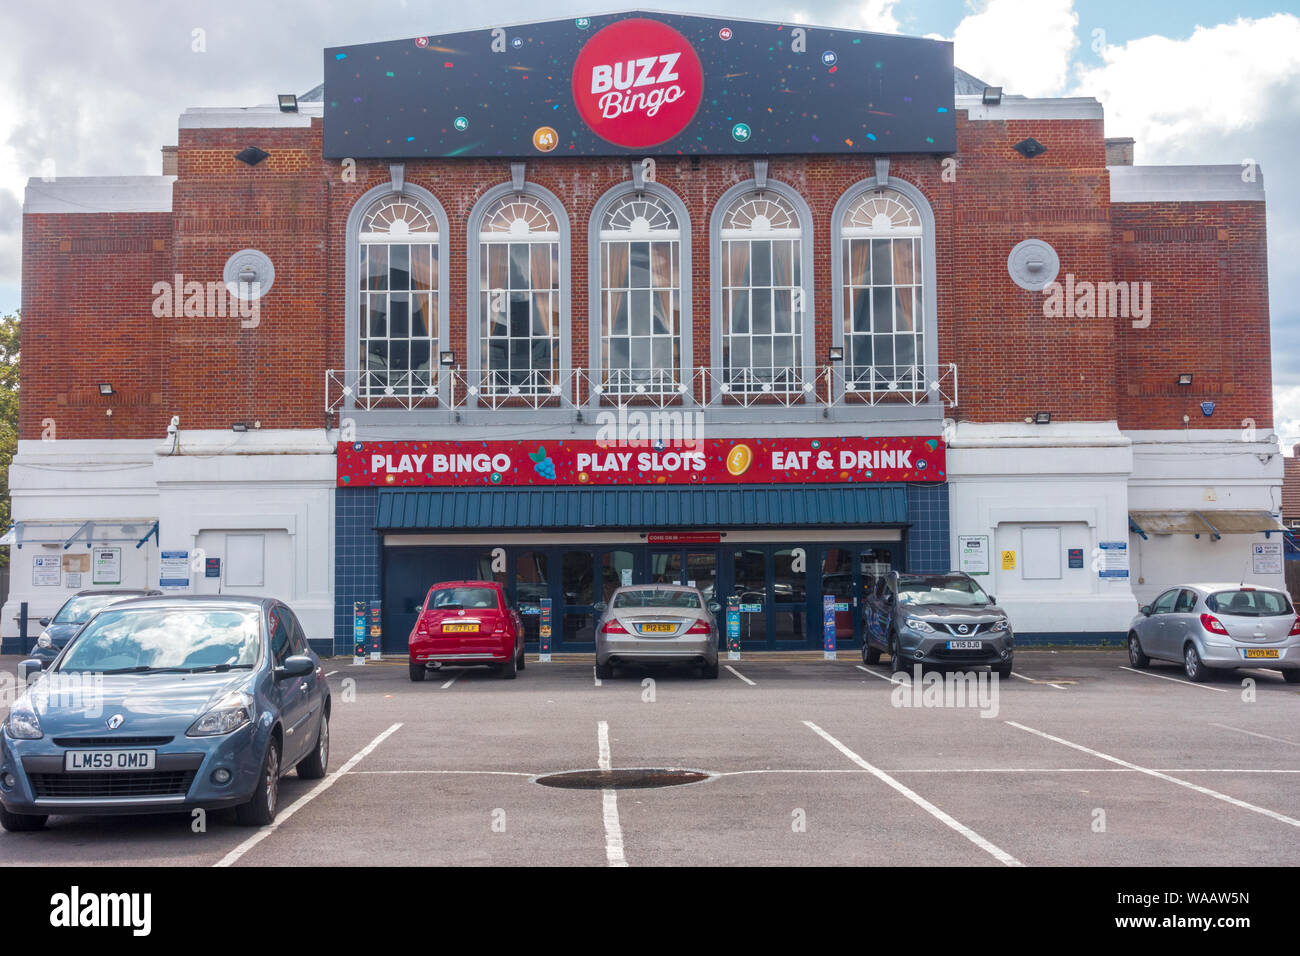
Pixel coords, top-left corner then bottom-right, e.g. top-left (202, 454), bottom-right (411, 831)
top-left (481, 196), bottom-right (560, 238)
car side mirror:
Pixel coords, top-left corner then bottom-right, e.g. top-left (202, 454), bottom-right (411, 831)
top-left (1139, 605), bottom-right (1151, 616)
top-left (593, 601), bottom-right (608, 613)
top-left (275, 655), bottom-right (314, 680)
top-left (18, 659), bottom-right (43, 683)
top-left (987, 595), bottom-right (996, 605)
top-left (38, 618), bottom-right (50, 627)
top-left (708, 601), bottom-right (722, 614)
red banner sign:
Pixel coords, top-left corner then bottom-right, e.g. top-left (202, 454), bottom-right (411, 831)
top-left (337, 437), bottom-right (945, 487)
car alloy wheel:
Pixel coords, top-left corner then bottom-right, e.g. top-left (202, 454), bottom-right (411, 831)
top-left (265, 743), bottom-right (280, 816)
top-left (317, 714), bottom-right (329, 768)
top-left (1184, 645), bottom-right (1207, 683)
top-left (1128, 634), bottom-right (1149, 669)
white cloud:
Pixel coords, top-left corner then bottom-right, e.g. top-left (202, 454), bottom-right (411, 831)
top-left (950, 0), bottom-right (1079, 96)
top-left (840, 0), bottom-right (902, 34)
top-left (1276, 384), bottom-right (1300, 456)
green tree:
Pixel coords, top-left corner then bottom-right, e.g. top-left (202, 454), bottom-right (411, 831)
top-left (0, 312), bottom-right (17, 569)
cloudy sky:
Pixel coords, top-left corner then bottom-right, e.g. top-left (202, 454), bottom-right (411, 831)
top-left (2, 0), bottom-right (1296, 450)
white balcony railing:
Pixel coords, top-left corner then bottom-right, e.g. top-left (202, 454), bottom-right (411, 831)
top-left (325, 363), bottom-right (958, 414)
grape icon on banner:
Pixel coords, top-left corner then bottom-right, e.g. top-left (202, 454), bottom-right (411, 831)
top-left (530, 446), bottom-right (557, 481)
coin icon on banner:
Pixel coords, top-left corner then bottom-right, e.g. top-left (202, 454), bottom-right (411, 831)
top-left (726, 444), bottom-right (753, 477)
top-left (532, 126), bottom-right (559, 152)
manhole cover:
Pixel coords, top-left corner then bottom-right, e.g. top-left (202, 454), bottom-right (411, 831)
top-left (533, 768), bottom-right (712, 790)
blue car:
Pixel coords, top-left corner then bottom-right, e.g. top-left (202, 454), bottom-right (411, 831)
top-left (31, 588), bottom-right (163, 669)
top-left (1, 595), bottom-right (330, 831)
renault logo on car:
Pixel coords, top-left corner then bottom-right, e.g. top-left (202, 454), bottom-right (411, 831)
top-left (106, 714), bottom-right (125, 730)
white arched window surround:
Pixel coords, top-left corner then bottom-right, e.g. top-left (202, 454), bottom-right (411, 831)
top-left (587, 181), bottom-right (693, 404)
top-left (466, 181), bottom-right (571, 401)
top-left (708, 179), bottom-right (816, 403)
top-left (830, 176), bottom-right (938, 403)
top-left (344, 182), bottom-right (451, 403)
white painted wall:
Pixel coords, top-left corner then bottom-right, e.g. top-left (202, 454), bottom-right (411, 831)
top-left (3, 432), bottom-right (337, 647)
top-left (1126, 429), bottom-right (1286, 604)
top-left (947, 421), bottom-right (1139, 636)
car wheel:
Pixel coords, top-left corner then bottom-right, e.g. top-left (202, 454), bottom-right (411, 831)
top-left (0, 806), bottom-right (46, 832)
top-left (501, 651), bottom-right (518, 679)
top-left (236, 737), bottom-right (281, 827)
top-left (995, 660), bottom-right (1013, 680)
top-left (862, 643), bottom-right (881, 665)
top-left (517, 645), bottom-right (526, 671)
top-left (1183, 644), bottom-right (1209, 683)
top-left (1128, 633), bottom-right (1150, 669)
top-left (409, 661), bottom-right (427, 682)
top-left (296, 711), bottom-right (329, 780)
top-left (889, 634), bottom-right (907, 675)
top-left (1283, 670), bottom-right (1300, 685)
top-left (595, 660), bottom-right (614, 680)
top-left (702, 660), bottom-right (719, 679)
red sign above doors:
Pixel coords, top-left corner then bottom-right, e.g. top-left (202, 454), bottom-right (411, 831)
top-left (337, 436), bottom-right (945, 487)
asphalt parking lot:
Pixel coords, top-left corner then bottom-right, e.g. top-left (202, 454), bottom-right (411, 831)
top-left (2, 648), bottom-right (1298, 867)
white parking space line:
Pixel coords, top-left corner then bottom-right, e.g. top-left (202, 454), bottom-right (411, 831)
top-left (1010, 671), bottom-right (1066, 690)
top-left (440, 670), bottom-right (462, 689)
top-left (350, 769), bottom-right (537, 776)
top-left (1118, 665), bottom-right (1227, 692)
top-left (214, 722), bottom-right (403, 868)
top-left (1006, 721), bottom-right (1300, 829)
top-left (593, 666), bottom-right (602, 687)
top-left (856, 664), bottom-right (902, 684)
top-left (1209, 723), bottom-right (1300, 747)
top-left (596, 721), bottom-right (626, 867)
top-left (725, 665), bottom-right (756, 686)
top-left (324, 670), bottom-right (338, 678)
top-left (804, 720), bottom-right (1023, 867)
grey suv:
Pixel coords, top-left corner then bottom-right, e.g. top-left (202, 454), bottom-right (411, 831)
top-left (863, 571), bottom-right (1014, 677)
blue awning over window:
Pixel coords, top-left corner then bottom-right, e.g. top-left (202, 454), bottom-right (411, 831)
top-left (375, 484), bottom-right (908, 531)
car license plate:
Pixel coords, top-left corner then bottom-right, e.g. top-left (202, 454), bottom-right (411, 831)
top-left (1242, 648), bottom-right (1280, 659)
top-left (64, 749), bottom-right (156, 772)
top-left (442, 623), bottom-right (478, 633)
top-left (639, 623), bottom-right (675, 633)
top-left (947, 640), bottom-right (982, 650)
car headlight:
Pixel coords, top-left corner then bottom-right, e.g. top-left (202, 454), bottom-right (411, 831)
top-left (992, 620), bottom-right (1010, 632)
top-left (905, 617), bottom-right (936, 633)
top-left (186, 691), bottom-right (254, 737)
top-left (36, 632), bottom-right (52, 649)
top-left (6, 701), bottom-right (42, 740)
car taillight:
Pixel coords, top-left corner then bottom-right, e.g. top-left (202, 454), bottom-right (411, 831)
top-left (601, 619), bottom-right (627, 634)
top-left (1289, 617), bottom-right (1300, 637)
top-left (493, 618), bottom-right (506, 634)
top-left (416, 618), bottom-right (428, 636)
top-left (686, 620), bottom-right (712, 634)
top-left (1201, 613), bottom-right (1229, 635)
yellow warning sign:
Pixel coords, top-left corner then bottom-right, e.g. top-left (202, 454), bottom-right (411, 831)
top-left (1001, 550), bottom-right (1016, 570)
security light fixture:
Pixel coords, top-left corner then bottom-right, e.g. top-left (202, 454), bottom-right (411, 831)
top-left (440, 351), bottom-right (457, 367)
top-left (828, 346), bottom-right (844, 362)
top-left (235, 146), bottom-right (270, 167)
top-left (982, 86), bottom-right (1003, 106)
top-left (1034, 411), bottom-right (1052, 425)
top-left (231, 423), bottom-right (249, 433)
top-left (278, 94), bottom-right (298, 113)
top-left (98, 383), bottom-right (114, 396)
top-left (1177, 373), bottom-right (1193, 386)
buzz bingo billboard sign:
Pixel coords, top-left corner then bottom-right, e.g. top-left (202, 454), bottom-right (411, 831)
top-left (322, 12), bottom-right (955, 159)
top-left (336, 437), bottom-right (946, 487)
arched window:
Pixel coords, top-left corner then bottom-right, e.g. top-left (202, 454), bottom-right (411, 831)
top-left (599, 193), bottom-right (681, 393)
top-left (839, 187), bottom-right (923, 389)
top-left (359, 195), bottom-right (440, 395)
top-left (478, 195), bottom-right (562, 394)
top-left (719, 192), bottom-right (805, 391)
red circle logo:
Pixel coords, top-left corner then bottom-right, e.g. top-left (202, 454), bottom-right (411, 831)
top-left (571, 18), bottom-right (704, 149)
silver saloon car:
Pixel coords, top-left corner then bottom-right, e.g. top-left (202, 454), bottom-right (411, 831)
top-left (594, 585), bottom-right (720, 679)
top-left (1128, 583), bottom-right (1300, 683)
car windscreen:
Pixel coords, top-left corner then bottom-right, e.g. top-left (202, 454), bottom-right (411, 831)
top-left (897, 576), bottom-right (991, 607)
top-left (612, 589), bottom-right (702, 609)
top-left (52, 593), bottom-right (134, 624)
top-left (429, 587), bottom-right (498, 610)
top-left (1206, 589), bottom-right (1293, 616)
top-left (57, 607), bottom-right (262, 673)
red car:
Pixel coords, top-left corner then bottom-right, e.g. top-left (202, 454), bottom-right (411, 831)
top-left (408, 580), bottom-right (526, 681)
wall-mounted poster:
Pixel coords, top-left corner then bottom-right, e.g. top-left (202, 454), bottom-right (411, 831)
top-left (1251, 541), bottom-right (1282, 575)
top-left (92, 547), bottom-right (122, 585)
top-left (958, 535), bottom-right (989, 575)
top-left (32, 555), bottom-right (60, 587)
top-left (159, 550), bottom-right (191, 589)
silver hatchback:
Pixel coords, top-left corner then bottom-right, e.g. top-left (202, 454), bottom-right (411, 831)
top-left (1128, 583), bottom-right (1300, 683)
top-left (594, 585), bottom-right (720, 679)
